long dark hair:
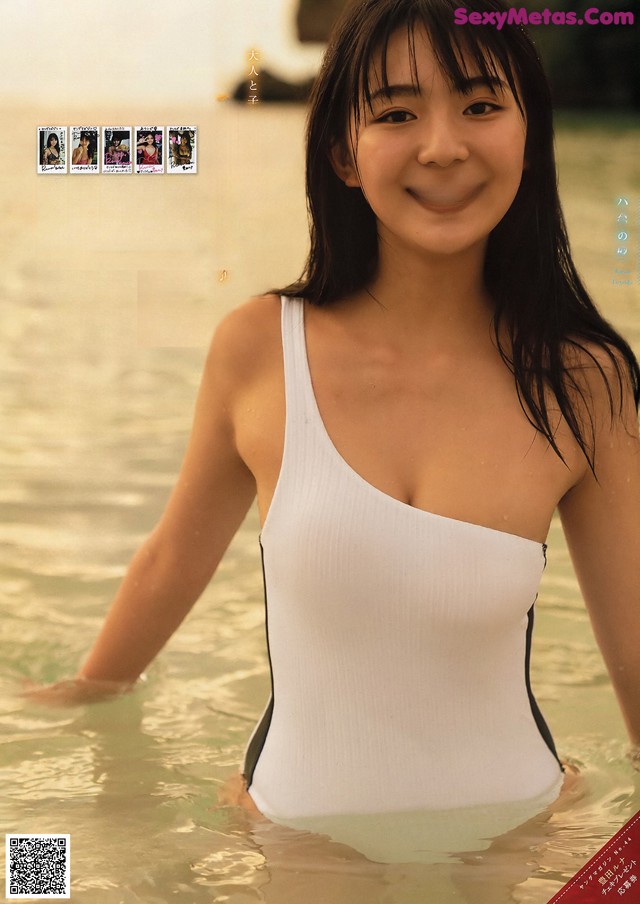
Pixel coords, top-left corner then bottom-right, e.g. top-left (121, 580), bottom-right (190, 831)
top-left (41, 133), bottom-right (60, 164)
top-left (79, 130), bottom-right (96, 163)
top-left (272, 0), bottom-right (639, 472)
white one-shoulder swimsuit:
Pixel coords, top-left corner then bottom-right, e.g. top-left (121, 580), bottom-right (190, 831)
top-left (244, 296), bottom-right (564, 821)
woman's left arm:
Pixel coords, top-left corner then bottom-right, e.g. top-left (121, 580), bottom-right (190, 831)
top-left (558, 357), bottom-right (640, 747)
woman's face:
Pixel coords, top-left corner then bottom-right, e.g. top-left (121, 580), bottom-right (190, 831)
top-left (333, 27), bottom-right (527, 262)
top-left (146, 134), bottom-right (155, 145)
top-left (49, 136), bottom-right (58, 148)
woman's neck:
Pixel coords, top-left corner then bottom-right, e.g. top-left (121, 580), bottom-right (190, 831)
top-left (355, 241), bottom-right (494, 345)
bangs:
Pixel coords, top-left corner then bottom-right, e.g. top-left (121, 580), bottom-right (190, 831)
top-left (349, 0), bottom-right (525, 129)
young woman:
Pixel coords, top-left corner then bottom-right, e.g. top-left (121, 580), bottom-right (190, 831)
top-left (26, 0), bottom-right (640, 847)
top-left (41, 133), bottom-right (61, 166)
top-left (105, 134), bottom-right (129, 166)
top-left (137, 132), bottom-right (160, 165)
top-left (171, 130), bottom-right (192, 166)
top-left (72, 131), bottom-right (95, 166)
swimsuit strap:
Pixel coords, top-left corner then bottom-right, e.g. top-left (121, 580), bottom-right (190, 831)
top-left (279, 295), bottom-right (323, 448)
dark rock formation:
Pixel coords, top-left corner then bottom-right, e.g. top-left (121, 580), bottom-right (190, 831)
top-left (231, 0), bottom-right (350, 102)
top-left (296, 0), bottom-right (350, 42)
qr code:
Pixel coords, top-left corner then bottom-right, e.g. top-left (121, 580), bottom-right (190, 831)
top-left (6, 834), bottom-right (70, 899)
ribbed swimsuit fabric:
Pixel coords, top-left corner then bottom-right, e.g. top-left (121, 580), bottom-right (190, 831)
top-left (244, 295), bottom-right (564, 821)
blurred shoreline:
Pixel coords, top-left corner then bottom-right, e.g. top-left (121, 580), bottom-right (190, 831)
top-left (0, 102), bottom-right (637, 348)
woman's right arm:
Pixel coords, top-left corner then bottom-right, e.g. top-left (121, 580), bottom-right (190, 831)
top-left (23, 305), bottom-right (259, 703)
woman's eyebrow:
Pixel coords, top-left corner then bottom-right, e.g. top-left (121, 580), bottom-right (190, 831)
top-left (455, 75), bottom-right (508, 95)
top-left (368, 75), bottom-right (508, 105)
top-left (368, 83), bottom-right (421, 105)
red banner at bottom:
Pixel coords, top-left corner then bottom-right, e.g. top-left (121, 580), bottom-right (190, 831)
top-left (548, 811), bottom-right (640, 902)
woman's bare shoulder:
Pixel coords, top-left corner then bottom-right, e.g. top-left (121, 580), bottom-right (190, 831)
top-left (562, 337), bottom-right (637, 408)
top-left (206, 293), bottom-right (285, 385)
top-left (214, 292), bottom-right (282, 340)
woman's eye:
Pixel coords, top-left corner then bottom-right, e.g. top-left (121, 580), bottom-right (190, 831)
top-left (377, 110), bottom-right (414, 124)
top-left (465, 101), bottom-right (500, 116)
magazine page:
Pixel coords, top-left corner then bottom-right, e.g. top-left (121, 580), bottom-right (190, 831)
top-left (1, 1), bottom-right (638, 902)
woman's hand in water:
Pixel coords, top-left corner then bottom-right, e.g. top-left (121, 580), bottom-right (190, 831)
top-left (627, 746), bottom-right (640, 773)
top-left (20, 676), bottom-right (138, 706)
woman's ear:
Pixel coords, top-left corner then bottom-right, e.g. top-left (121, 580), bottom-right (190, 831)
top-left (329, 139), bottom-right (360, 188)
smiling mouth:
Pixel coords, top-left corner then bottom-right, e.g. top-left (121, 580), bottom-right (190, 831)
top-left (406, 185), bottom-right (482, 212)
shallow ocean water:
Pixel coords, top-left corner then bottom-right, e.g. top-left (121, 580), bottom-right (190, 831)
top-left (0, 104), bottom-right (639, 902)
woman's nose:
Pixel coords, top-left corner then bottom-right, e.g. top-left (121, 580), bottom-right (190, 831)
top-left (416, 114), bottom-right (469, 167)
